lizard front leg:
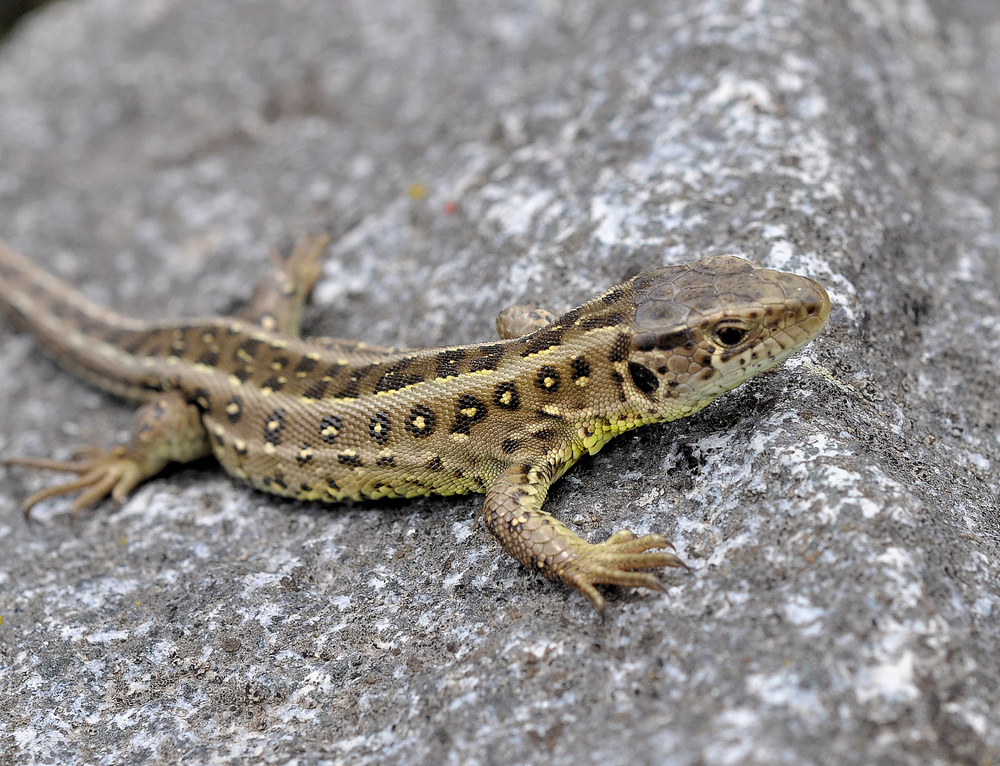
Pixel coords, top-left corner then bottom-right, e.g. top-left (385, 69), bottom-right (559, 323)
top-left (5, 390), bottom-right (211, 517)
top-left (483, 461), bottom-right (686, 613)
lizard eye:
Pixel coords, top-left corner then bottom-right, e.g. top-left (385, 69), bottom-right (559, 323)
top-left (628, 361), bottom-right (660, 394)
top-left (714, 324), bottom-right (750, 348)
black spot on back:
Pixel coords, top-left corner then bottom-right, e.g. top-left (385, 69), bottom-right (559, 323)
top-left (192, 388), bottom-right (212, 413)
top-left (368, 411), bottom-right (392, 445)
top-left (337, 452), bottom-right (362, 467)
top-left (469, 344), bottom-right (504, 372)
top-left (493, 381), bottom-right (521, 410)
top-left (435, 349), bottom-right (466, 378)
top-left (406, 404), bottom-right (436, 438)
top-left (561, 308), bottom-right (582, 325)
top-left (571, 356), bottom-right (591, 380)
top-left (319, 415), bottom-right (342, 444)
top-left (233, 338), bottom-right (262, 362)
top-left (374, 359), bottom-right (424, 393)
top-left (601, 286), bottom-right (625, 304)
top-left (262, 376), bottom-right (285, 393)
top-left (536, 365), bottom-right (561, 392)
top-left (296, 443), bottom-right (314, 466)
top-left (264, 409), bottom-right (286, 446)
top-left (302, 375), bottom-right (332, 400)
top-left (608, 333), bottom-right (630, 362)
top-left (581, 312), bottom-right (625, 331)
top-left (333, 365), bottom-right (372, 399)
top-left (197, 349), bottom-right (220, 367)
top-left (294, 356), bottom-right (318, 376)
top-left (520, 326), bottom-right (564, 357)
top-left (451, 394), bottom-right (488, 435)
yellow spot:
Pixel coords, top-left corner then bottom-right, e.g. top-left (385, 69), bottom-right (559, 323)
top-left (228, 323), bottom-right (242, 333)
top-left (228, 375), bottom-right (243, 387)
top-left (261, 387), bottom-right (273, 396)
top-left (272, 360), bottom-right (284, 371)
top-left (234, 438), bottom-right (247, 452)
top-left (414, 416), bottom-right (426, 430)
top-left (541, 404), bottom-right (561, 416)
top-left (236, 349), bottom-right (254, 363)
top-left (321, 424), bottom-right (339, 439)
top-left (373, 423), bottom-right (383, 434)
top-left (299, 447), bottom-right (313, 461)
top-left (226, 402), bottom-right (240, 416)
top-left (543, 376), bottom-right (556, 388)
top-left (202, 332), bottom-right (215, 344)
top-left (342, 449), bottom-right (357, 458)
top-left (212, 424), bottom-right (226, 437)
top-left (171, 340), bottom-right (186, 352)
top-left (167, 356), bottom-right (180, 365)
top-left (270, 340), bottom-right (288, 349)
top-left (575, 376), bottom-right (589, 387)
top-left (306, 352), bottom-right (321, 361)
top-left (460, 406), bottom-right (477, 418)
top-left (263, 442), bottom-right (276, 455)
top-left (451, 433), bottom-right (469, 442)
top-left (119, 535), bottom-right (127, 546)
top-left (407, 182), bottom-right (427, 200)
top-left (499, 391), bottom-right (513, 406)
top-left (267, 419), bottom-right (281, 431)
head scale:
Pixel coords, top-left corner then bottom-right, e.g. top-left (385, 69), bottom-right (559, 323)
top-left (623, 255), bottom-right (830, 421)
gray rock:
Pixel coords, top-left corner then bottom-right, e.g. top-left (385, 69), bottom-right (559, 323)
top-left (1, 0), bottom-right (998, 764)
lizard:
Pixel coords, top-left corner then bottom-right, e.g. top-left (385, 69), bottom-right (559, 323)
top-left (0, 235), bottom-right (830, 612)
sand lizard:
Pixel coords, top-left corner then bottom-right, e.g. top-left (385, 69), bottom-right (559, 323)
top-left (0, 236), bottom-right (829, 611)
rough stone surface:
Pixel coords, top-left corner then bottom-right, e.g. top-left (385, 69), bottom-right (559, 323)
top-left (1, 1), bottom-right (999, 764)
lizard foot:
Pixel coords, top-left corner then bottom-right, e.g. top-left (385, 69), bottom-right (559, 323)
top-left (561, 530), bottom-right (688, 614)
top-left (5, 446), bottom-right (144, 518)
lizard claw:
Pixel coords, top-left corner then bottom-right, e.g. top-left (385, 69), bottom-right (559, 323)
top-left (5, 446), bottom-right (144, 518)
top-left (561, 531), bottom-right (688, 614)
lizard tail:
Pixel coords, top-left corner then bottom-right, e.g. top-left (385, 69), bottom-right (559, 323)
top-left (0, 240), bottom-right (160, 401)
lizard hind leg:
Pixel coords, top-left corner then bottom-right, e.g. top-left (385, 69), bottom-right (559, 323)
top-left (241, 233), bottom-right (331, 336)
top-left (496, 305), bottom-right (558, 339)
top-left (241, 234), bottom-right (404, 360)
top-left (5, 390), bottom-right (212, 518)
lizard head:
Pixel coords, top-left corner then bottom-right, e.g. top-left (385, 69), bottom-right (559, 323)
top-left (623, 255), bottom-right (830, 421)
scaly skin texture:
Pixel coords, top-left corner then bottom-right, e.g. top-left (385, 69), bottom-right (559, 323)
top-left (0, 237), bottom-right (830, 611)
